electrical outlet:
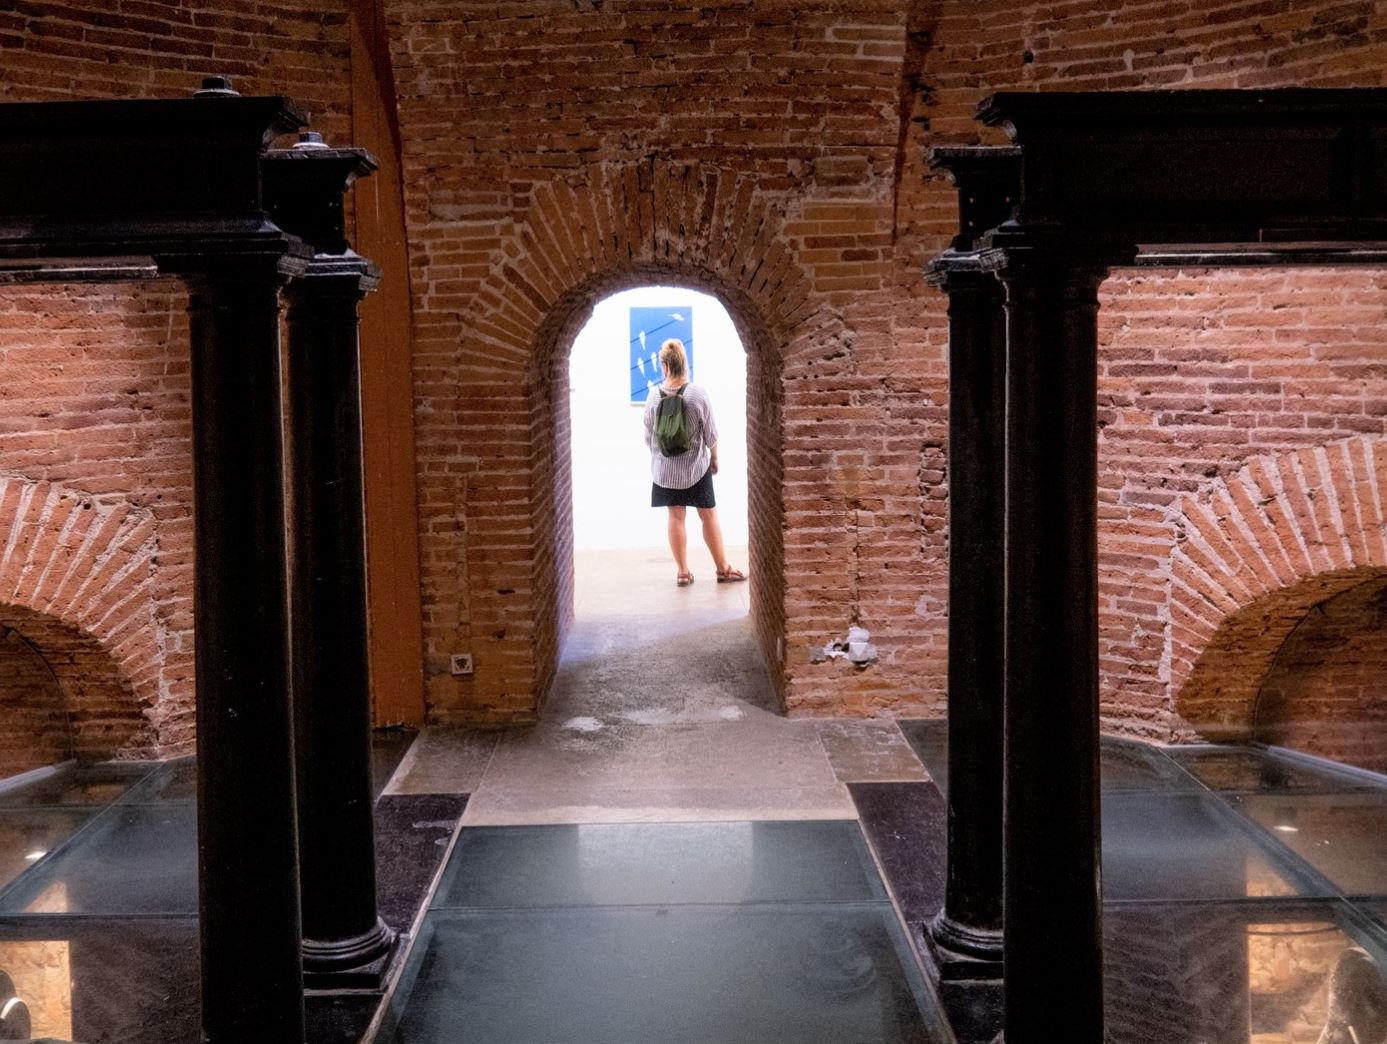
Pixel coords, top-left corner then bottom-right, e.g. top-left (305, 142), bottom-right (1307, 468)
top-left (450, 653), bottom-right (474, 676)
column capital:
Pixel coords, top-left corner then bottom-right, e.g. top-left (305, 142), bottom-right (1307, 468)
top-left (977, 224), bottom-right (1122, 293)
top-left (286, 252), bottom-right (382, 300)
top-left (176, 252), bottom-right (305, 292)
top-left (985, 245), bottom-right (1108, 289)
top-left (926, 250), bottom-right (997, 292)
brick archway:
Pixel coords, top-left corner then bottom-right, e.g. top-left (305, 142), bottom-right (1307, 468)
top-left (0, 474), bottom-right (163, 758)
top-left (419, 159), bottom-right (845, 724)
top-left (1168, 435), bottom-right (1387, 741)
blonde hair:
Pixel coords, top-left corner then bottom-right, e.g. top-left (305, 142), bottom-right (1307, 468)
top-left (659, 338), bottom-right (687, 379)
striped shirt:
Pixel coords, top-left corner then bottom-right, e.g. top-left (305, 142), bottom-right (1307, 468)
top-left (644, 382), bottom-right (718, 490)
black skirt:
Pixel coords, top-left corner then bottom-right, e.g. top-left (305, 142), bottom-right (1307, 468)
top-left (651, 466), bottom-right (716, 509)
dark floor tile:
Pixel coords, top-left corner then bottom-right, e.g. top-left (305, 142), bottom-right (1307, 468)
top-left (897, 721), bottom-right (948, 797)
top-left (848, 782), bottom-right (947, 930)
top-left (306, 992), bottom-right (380, 1044)
top-left (375, 793), bottom-right (467, 932)
top-left (0, 804), bottom-right (197, 915)
top-left (0, 915), bottom-right (199, 1043)
top-left (382, 904), bottom-right (947, 1044)
top-left (1103, 901), bottom-right (1375, 1044)
top-left (1103, 792), bottom-right (1320, 902)
top-left (1233, 791), bottom-right (1387, 897)
top-left (435, 820), bottom-right (884, 910)
top-left (933, 977), bottom-right (1003, 1044)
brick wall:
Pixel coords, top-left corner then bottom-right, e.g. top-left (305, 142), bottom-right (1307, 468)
top-left (0, 623), bottom-right (74, 777)
top-left (903, 1), bottom-right (1387, 741)
top-left (1168, 437), bottom-right (1387, 742)
top-left (0, 3), bottom-right (354, 756)
top-left (2, 1), bottom-right (1386, 743)
top-left (391, 0), bottom-right (1387, 730)
top-left (1255, 575), bottom-right (1387, 773)
top-left (0, 289), bottom-right (182, 757)
top-left (389, 2), bottom-right (914, 721)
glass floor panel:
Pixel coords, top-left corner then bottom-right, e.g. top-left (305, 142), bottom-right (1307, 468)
top-left (1103, 900), bottom-right (1383, 1044)
top-left (897, 720), bottom-right (947, 796)
top-left (434, 820), bottom-right (886, 909)
top-left (1362, 900), bottom-right (1387, 933)
top-left (1102, 792), bottom-right (1319, 901)
top-left (1168, 746), bottom-right (1378, 794)
top-left (0, 809), bottom-right (100, 895)
top-left (0, 916), bottom-right (200, 1043)
top-left (1233, 791), bottom-right (1387, 898)
top-left (125, 759), bottom-right (196, 803)
top-left (0, 804), bottom-right (197, 915)
top-left (0, 763), bottom-right (151, 809)
top-left (388, 819), bottom-right (949, 1043)
top-left (382, 904), bottom-right (947, 1044)
top-left (897, 723), bottom-right (1212, 799)
top-left (1100, 740), bottom-right (1201, 793)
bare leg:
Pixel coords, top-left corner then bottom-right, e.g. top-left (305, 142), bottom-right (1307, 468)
top-left (667, 506), bottom-right (690, 577)
top-left (697, 506), bottom-right (732, 573)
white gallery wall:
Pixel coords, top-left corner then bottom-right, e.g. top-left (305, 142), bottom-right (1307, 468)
top-left (569, 286), bottom-right (748, 550)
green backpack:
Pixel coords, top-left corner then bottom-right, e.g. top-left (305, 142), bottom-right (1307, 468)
top-left (655, 385), bottom-right (693, 457)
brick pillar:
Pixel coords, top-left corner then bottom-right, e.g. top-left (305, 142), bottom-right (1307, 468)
top-left (186, 267), bottom-right (305, 1044)
top-left (928, 261), bottom-right (1006, 977)
top-left (997, 249), bottom-right (1108, 1044)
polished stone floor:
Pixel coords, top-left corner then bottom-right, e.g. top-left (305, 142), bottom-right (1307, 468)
top-left (386, 548), bottom-right (924, 825)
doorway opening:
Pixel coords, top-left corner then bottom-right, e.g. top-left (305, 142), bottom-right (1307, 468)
top-left (554, 284), bottom-right (776, 727)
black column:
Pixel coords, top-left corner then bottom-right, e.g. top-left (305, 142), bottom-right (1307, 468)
top-left (929, 263), bottom-right (1006, 975)
top-left (286, 272), bottom-right (394, 985)
top-left (998, 251), bottom-right (1107, 1044)
top-left (187, 270), bottom-right (305, 1044)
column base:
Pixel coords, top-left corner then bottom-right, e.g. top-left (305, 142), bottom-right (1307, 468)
top-left (927, 912), bottom-right (1004, 980)
top-left (302, 919), bottom-right (397, 991)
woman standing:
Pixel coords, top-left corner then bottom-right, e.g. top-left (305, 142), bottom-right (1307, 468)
top-left (644, 338), bottom-right (747, 587)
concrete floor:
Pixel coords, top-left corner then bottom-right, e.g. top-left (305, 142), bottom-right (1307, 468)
top-left (386, 548), bottom-right (930, 823)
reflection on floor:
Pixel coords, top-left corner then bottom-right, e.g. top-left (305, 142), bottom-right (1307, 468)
top-left (890, 720), bottom-right (1387, 1044)
top-left (0, 534), bottom-right (1383, 1044)
top-left (0, 726), bottom-right (1384, 1042)
top-left (0, 732), bottom-right (444, 1044)
top-left (377, 820), bottom-right (950, 1044)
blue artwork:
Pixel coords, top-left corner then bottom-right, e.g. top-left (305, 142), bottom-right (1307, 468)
top-left (629, 305), bottom-right (694, 405)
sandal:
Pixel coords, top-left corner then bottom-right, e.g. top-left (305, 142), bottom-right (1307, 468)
top-left (716, 566), bottom-right (747, 583)
top-left (676, 572), bottom-right (695, 587)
